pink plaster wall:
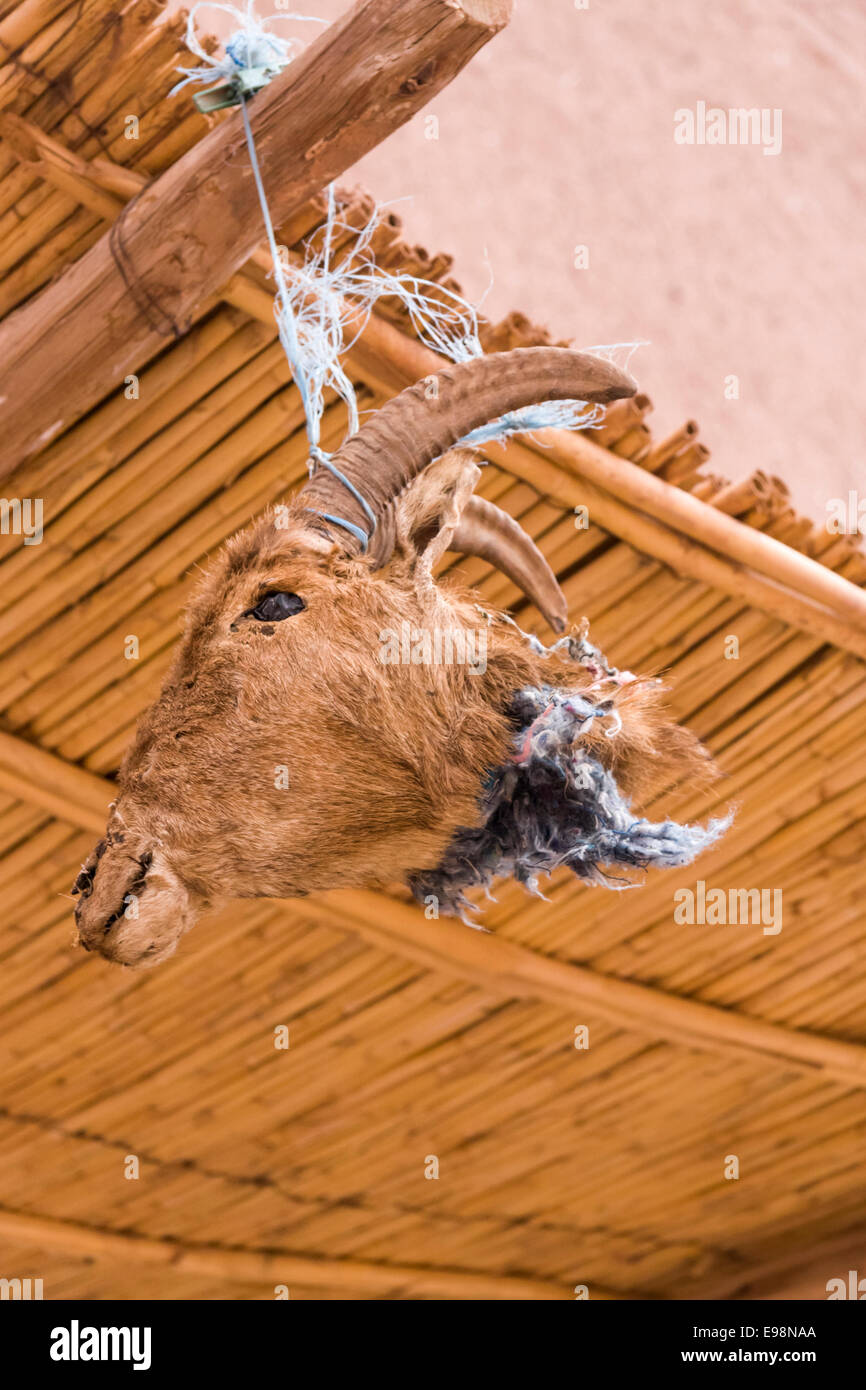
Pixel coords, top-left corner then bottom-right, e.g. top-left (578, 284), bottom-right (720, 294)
top-left (180, 0), bottom-right (865, 523)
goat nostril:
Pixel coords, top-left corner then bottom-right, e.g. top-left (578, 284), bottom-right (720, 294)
top-left (73, 848), bottom-right (154, 947)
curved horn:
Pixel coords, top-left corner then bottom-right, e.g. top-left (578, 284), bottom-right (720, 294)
top-left (300, 347), bottom-right (635, 551)
top-left (449, 495), bottom-right (568, 633)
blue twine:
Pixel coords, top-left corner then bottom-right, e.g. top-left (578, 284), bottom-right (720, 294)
top-left (238, 94), bottom-right (376, 551)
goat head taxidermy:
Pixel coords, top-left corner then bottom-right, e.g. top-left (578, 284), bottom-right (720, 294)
top-left (73, 348), bottom-right (729, 968)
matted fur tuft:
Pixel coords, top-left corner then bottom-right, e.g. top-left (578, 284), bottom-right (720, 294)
top-left (410, 685), bottom-right (732, 922)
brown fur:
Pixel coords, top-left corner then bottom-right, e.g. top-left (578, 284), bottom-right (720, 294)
top-left (73, 454), bottom-right (714, 968)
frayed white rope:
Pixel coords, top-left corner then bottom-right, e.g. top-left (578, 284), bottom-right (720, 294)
top-left (267, 186), bottom-right (640, 460)
top-left (237, 98), bottom-right (376, 547)
top-left (173, 4), bottom-right (644, 545)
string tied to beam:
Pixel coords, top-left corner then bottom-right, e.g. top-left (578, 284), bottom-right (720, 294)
top-left (173, 4), bottom-right (642, 551)
top-left (171, 2), bottom-right (328, 103)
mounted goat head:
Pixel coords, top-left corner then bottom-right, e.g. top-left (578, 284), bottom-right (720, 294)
top-left (74, 348), bottom-right (727, 968)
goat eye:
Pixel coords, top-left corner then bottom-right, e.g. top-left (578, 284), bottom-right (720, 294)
top-left (248, 592), bottom-right (305, 622)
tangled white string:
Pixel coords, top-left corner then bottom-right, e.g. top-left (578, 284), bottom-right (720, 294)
top-left (174, 5), bottom-right (643, 480)
top-left (171, 3), bottom-right (326, 96)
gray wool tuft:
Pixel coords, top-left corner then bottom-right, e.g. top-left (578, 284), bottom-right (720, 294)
top-left (409, 686), bottom-right (732, 925)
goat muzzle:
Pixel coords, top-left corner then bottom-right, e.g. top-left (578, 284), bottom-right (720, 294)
top-left (74, 834), bottom-right (204, 969)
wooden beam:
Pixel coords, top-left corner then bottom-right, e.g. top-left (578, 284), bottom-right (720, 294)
top-left (0, 0), bottom-right (512, 472)
top-left (0, 729), bottom-right (112, 833)
top-left (301, 890), bottom-right (866, 1092)
top-left (3, 725), bottom-right (866, 1089)
top-left (693, 1224), bottom-right (866, 1301)
top-left (483, 436), bottom-right (866, 661)
top-left (0, 1206), bottom-right (577, 1299)
top-left (0, 111), bottom-right (286, 347)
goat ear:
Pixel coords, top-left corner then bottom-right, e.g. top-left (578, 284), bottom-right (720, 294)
top-left (391, 449), bottom-right (481, 575)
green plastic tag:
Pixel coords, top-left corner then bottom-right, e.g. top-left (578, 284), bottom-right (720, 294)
top-left (193, 67), bottom-right (276, 114)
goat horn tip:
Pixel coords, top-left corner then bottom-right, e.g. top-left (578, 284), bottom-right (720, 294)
top-left (604, 370), bottom-right (638, 402)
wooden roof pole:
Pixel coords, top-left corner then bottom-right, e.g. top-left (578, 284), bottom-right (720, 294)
top-left (0, 0), bottom-right (512, 473)
top-left (0, 1206), bottom-right (578, 1299)
top-left (304, 889), bottom-right (866, 1091)
top-left (0, 728), bottom-right (111, 832)
top-left (694, 1224), bottom-right (866, 1300)
top-left (341, 314), bottom-right (866, 649)
top-left (5, 722), bottom-right (866, 1090)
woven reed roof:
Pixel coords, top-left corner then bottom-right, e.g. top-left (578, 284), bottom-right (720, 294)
top-left (1, 0), bottom-right (866, 1301)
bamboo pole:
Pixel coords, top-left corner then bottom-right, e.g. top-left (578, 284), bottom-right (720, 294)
top-left (0, 0), bottom-right (75, 53)
top-left (331, 312), bottom-right (866, 649)
top-left (0, 105), bottom-right (150, 202)
top-left (593, 392), bottom-right (652, 446)
top-left (546, 430), bottom-right (865, 631)
top-left (0, 1206), bottom-right (576, 1299)
top-left (658, 440), bottom-right (711, 482)
top-left (0, 111), bottom-right (125, 218)
top-left (610, 422), bottom-right (651, 461)
top-left (0, 729), bottom-right (110, 831)
top-left (485, 438), bottom-right (866, 659)
top-left (303, 891), bottom-right (866, 1091)
top-left (643, 420), bottom-right (699, 471)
